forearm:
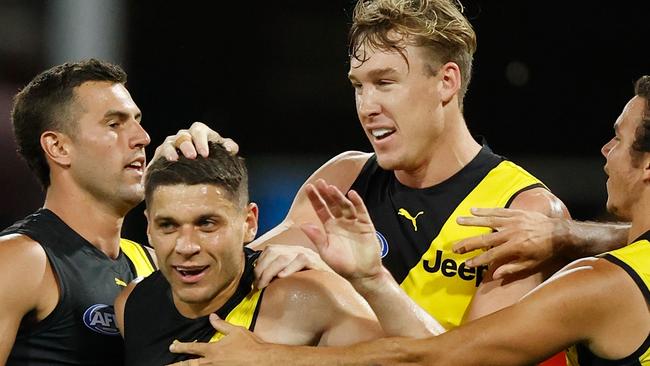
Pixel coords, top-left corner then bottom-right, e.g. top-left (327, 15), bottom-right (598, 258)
top-left (351, 267), bottom-right (445, 337)
top-left (562, 220), bottom-right (629, 258)
top-left (254, 337), bottom-right (429, 366)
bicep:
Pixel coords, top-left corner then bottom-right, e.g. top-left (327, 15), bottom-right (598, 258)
top-left (314, 274), bottom-right (384, 346)
top-left (114, 282), bottom-right (138, 337)
top-left (437, 266), bottom-right (605, 365)
top-left (508, 187), bottom-right (570, 219)
top-left (0, 237), bottom-right (51, 363)
top-left (465, 188), bottom-right (571, 320)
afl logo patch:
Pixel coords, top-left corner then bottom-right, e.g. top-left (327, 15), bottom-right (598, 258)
top-left (376, 231), bottom-right (389, 258)
top-left (82, 304), bottom-right (120, 336)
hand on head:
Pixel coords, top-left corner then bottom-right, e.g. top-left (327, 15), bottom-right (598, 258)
top-left (151, 122), bottom-right (239, 166)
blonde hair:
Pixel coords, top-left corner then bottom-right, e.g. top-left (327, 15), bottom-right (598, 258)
top-left (350, 0), bottom-right (477, 102)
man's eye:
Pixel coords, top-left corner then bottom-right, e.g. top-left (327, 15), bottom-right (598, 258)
top-left (199, 221), bottom-right (217, 231)
top-left (158, 222), bottom-right (176, 232)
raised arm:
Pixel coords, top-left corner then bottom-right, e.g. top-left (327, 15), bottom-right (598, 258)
top-left (0, 235), bottom-right (57, 364)
top-left (300, 179), bottom-right (444, 337)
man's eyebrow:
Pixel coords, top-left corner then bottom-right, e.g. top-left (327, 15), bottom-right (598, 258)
top-left (104, 109), bottom-right (142, 121)
top-left (348, 67), bottom-right (399, 81)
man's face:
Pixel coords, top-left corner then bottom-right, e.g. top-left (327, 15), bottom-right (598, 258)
top-left (67, 81), bottom-right (149, 212)
top-left (146, 184), bottom-right (258, 315)
top-left (348, 43), bottom-right (447, 172)
top-left (602, 96), bottom-right (648, 220)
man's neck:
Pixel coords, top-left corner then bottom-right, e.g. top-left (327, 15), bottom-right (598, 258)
top-left (394, 115), bottom-right (482, 188)
top-left (628, 198), bottom-right (650, 244)
top-left (43, 184), bottom-right (126, 259)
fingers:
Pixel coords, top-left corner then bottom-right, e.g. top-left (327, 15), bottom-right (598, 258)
top-left (453, 230), bottom-right (509, 254)
top-left (254, 249), bottom-right (311, 289)
top-left (208, 313), bottom-right (234, 335)
top-left (153, 122), bottom-right (240, 166)
top-left (327, 185), bottom-right (357, 220)
top-left (464, 241), bottom-right (516, 268)
top-left (347, 190), bottom-right (371, 224)
top-left (304, 184), bottom-right (332, 224)
top-left (175, 130), bottom-right (198, 159)
top-left (456, 215), bottom-right (504, 229)
top-left (314, 180), bottom-right (342, 217)
top-left (300, 223), bottom-right (329, 255)
top-left (468, 207), bottom-right (519, 218)
top-left (492, 261), bottom-right (535, 280)
top-left (188, 122), bottom-right (239, 157)
top-left (169, 339), bottom-right (208, 356)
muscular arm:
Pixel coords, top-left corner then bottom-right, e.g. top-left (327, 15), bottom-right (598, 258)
top-left (253, 269), bottom-right (383, 346)
top-left (0, 235), bottom-right (57, 364)
top-left (464, 187), bottom-right (570, 320)
top-left (454, 205), bottom-right (628, 280)
top-left (190, 257), bottom-right (648, 366)
top-left (560, 220), bottom-right (629, 257)
top-left (114, 281), bottom-right (139, 337)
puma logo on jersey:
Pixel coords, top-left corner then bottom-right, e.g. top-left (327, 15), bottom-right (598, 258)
top-left (114, 278), bottom-right (127, 287)
top-left (398, 208), bottom-right (424, 231)
top-left (422, 250), bottom-right (487, 287)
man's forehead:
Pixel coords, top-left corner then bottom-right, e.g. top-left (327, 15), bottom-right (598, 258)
top-left (348, 44), bottom-right (417, 75)
top-left (617, 96), bottom-right (646, 129)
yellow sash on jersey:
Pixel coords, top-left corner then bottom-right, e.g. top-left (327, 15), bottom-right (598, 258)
top-left (209, 288), bottom-right (263, 342)
top-left (120, 238), bottom-right (156, 278)
top-left (567, 238), bottom-right (650, 365)
top-left (400, 160), bottom-right (544, 329)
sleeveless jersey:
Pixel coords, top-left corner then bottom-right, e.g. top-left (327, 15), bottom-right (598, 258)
top-left (566, 232), bottom-right (650, 366)
top-left (0, 208), bottom-right (156, 366)
top-left (350, 145), bottom-right (545, 329)
top-left (123, 247), bottom-right (264, 366)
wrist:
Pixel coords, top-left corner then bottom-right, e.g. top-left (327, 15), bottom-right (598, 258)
top-left (349, 266), bottom-right (394, 297)
top-left (556, 218), bottom-right (582, 259)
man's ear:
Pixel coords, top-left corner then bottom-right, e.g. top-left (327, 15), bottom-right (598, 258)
top-left (144, 209), bottom-right (154, 248)
top-left (40, 131), bottom-right (73, 167)
top-left (643, 154), bottom-right (650, 183)
top-left (243, 202), bottom-right (259, 243)
top-left (438, 61), bottom-right (462, 105)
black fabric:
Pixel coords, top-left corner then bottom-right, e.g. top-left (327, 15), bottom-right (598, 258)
top-left (1, 208), bottom-right (137, 366)
top-left (124, 247), bottom-right (262, 366)
top-left (350, 145), bottom-right (503, 282)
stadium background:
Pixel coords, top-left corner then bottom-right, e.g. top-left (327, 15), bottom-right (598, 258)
top-left (0, 0), bottom-right (646, 247)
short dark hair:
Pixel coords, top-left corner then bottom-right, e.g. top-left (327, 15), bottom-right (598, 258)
top-left (145, 142), bottom-right (249, 208)
top-left (11, 58), bottom-right (127, 188)
top-left (631, 76), bottom-right (650, 157)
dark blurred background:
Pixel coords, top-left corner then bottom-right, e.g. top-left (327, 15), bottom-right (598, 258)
top-left (1, 0), bottom-right (647, 246)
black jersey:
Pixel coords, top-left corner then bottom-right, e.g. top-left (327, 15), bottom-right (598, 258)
top-left (123, 247), bottom-right (264, 366)
top-left (350, 145), bottom-right (545, 328)
top-left (1, 208), bottom-right (156, 366)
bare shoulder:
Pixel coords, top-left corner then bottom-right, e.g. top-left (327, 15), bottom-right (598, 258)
top-left (0, 234), bottom-right (54, 313)
top-left (532, 256), bottom-right (641, 307)
top-left (263, 269), bottom-right (370, 315)
top-left (509, 187), bottom-right (570, 219)
top-left (0, 234), bottom-right (48, 272)
top-left (305, 151), bottom-right (372, 190)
